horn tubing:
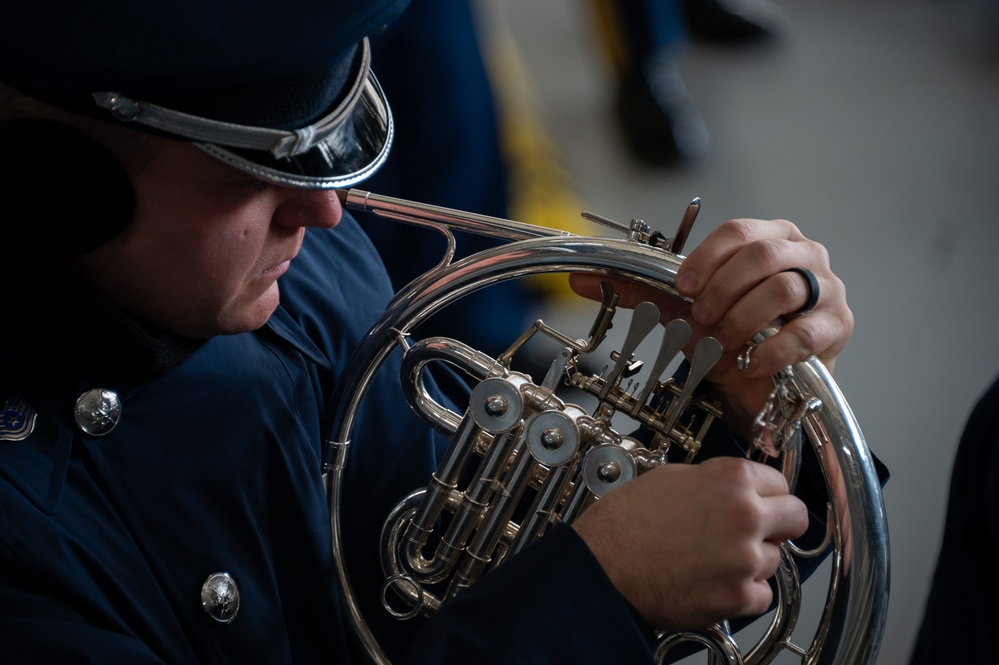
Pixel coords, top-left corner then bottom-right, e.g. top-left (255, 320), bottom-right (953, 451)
top-left (337, 187), bottom-right (573, 242)
top-left (324, 191), bottom-right (889, 665)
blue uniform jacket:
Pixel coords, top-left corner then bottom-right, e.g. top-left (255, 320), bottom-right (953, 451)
top-left (0, 215), bottom-right (657, 663)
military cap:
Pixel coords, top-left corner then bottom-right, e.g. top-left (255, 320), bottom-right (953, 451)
top-left (2, 0), bottom-right (411, 188)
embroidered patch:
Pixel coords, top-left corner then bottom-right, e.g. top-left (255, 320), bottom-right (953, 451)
top-left (0, 395), bottom-right (37, 442)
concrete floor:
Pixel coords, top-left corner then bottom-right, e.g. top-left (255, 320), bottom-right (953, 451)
top-left (482, 0), bottom-right (999, 662)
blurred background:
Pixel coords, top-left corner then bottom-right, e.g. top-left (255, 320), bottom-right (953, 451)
top-left (364, 0), bottom-right (999, 661)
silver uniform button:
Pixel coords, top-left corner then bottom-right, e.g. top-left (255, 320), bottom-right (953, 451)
top-left (73, 388), bottom-right (122, 436)
top-left (201, 572), bottom-right (240, 623)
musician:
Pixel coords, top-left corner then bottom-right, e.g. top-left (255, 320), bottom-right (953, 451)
top-left (0, 0), bottom-right (872, 662)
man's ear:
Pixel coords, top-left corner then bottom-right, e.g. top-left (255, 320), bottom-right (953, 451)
top-left (1, 118), bottom-right (135, 259)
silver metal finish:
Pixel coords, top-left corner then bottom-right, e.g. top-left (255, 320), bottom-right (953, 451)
top-left (73, 388), bottom-right (122, 436)
top-left (201, 572), bottom-right (240, 624)
top-left (669, 197), bottom-right (700, 255)
top-left (324, 190), bottom-right (889, 665)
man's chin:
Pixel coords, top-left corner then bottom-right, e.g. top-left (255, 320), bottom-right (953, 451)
top-left (240, 303), bottom-right (280, 334)
top-left (212, 292), bottom-right (280, 336)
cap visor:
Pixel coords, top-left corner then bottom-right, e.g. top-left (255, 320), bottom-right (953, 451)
top-left (196, 70), bottom-right (393, 190)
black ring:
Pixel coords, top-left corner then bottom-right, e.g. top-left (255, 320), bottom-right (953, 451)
top-left (785, 267), bottom-right (820, 314)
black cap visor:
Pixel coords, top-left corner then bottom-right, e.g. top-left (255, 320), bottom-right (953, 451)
top-left (197, 71), bottom-right (393, 189)
top-left (91, 39), bottom-right (393, 189)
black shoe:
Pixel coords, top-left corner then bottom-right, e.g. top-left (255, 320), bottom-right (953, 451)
top-left (614, 57), bottom-right (709, 167)
top-left (682, 0), bottom-right (792, 44)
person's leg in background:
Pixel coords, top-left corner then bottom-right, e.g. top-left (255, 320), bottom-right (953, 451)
top-left (589, 0), bottom-right (790, 167)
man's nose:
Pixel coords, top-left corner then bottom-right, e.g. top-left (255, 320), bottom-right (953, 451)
top-left (272, 188), bottom-right (342, 229)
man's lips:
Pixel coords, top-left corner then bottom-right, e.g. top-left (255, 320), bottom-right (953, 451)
top-left (261, 259), bottom-right (291, 278)
top-left (262, 238), bottom-right (303, 278)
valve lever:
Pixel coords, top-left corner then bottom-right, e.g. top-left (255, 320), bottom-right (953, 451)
top-left (662, 336), bottom-right (723, 433)
top-left (599, 302), bottom-right (660, 400)
top-left (631, 319), bottom-right (692, 417)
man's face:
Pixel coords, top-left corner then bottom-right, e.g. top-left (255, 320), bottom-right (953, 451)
top-left (73, 137), bottom-right (342, 338)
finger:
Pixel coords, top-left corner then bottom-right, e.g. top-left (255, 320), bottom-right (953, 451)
top-left (675, 218), bottom-right (807, 302)
top-left (684, 234), bottom-right (830, 329)
top-left (736, 268), bottom-right (853, 378)
top-left (715, 562), bottom-right (782, 619)
top-left (699, 456), bottom-right (790, 498)
top-left (706, 577), bottom-right (776, 621)
top-left (567, 273), bottom-right (692, 321)
top-left (740, 458), bottom-right (791, 497)
top-left (741, 308), bottom-right (854, 377)
top-left (754, 541), bottom-right (785, 584)
top-left (761, 494), bottom-right (810, 542)
top-left (745, 579), bottom-right (777, 616)
top-left (710, 266), bottom-right (846, 352)
top-left (724, 460), bottom-right (808, 541)
top-left (720, 269), bottom-right (823, 334)
top-left (566, 273), bottom-right (605, 301)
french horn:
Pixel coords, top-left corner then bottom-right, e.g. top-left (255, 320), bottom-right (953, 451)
top-left (323, 189), bottom-right (889, 664)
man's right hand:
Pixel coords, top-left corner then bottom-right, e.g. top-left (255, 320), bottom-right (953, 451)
top-left (572, 456), bottom-right (808, 630)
